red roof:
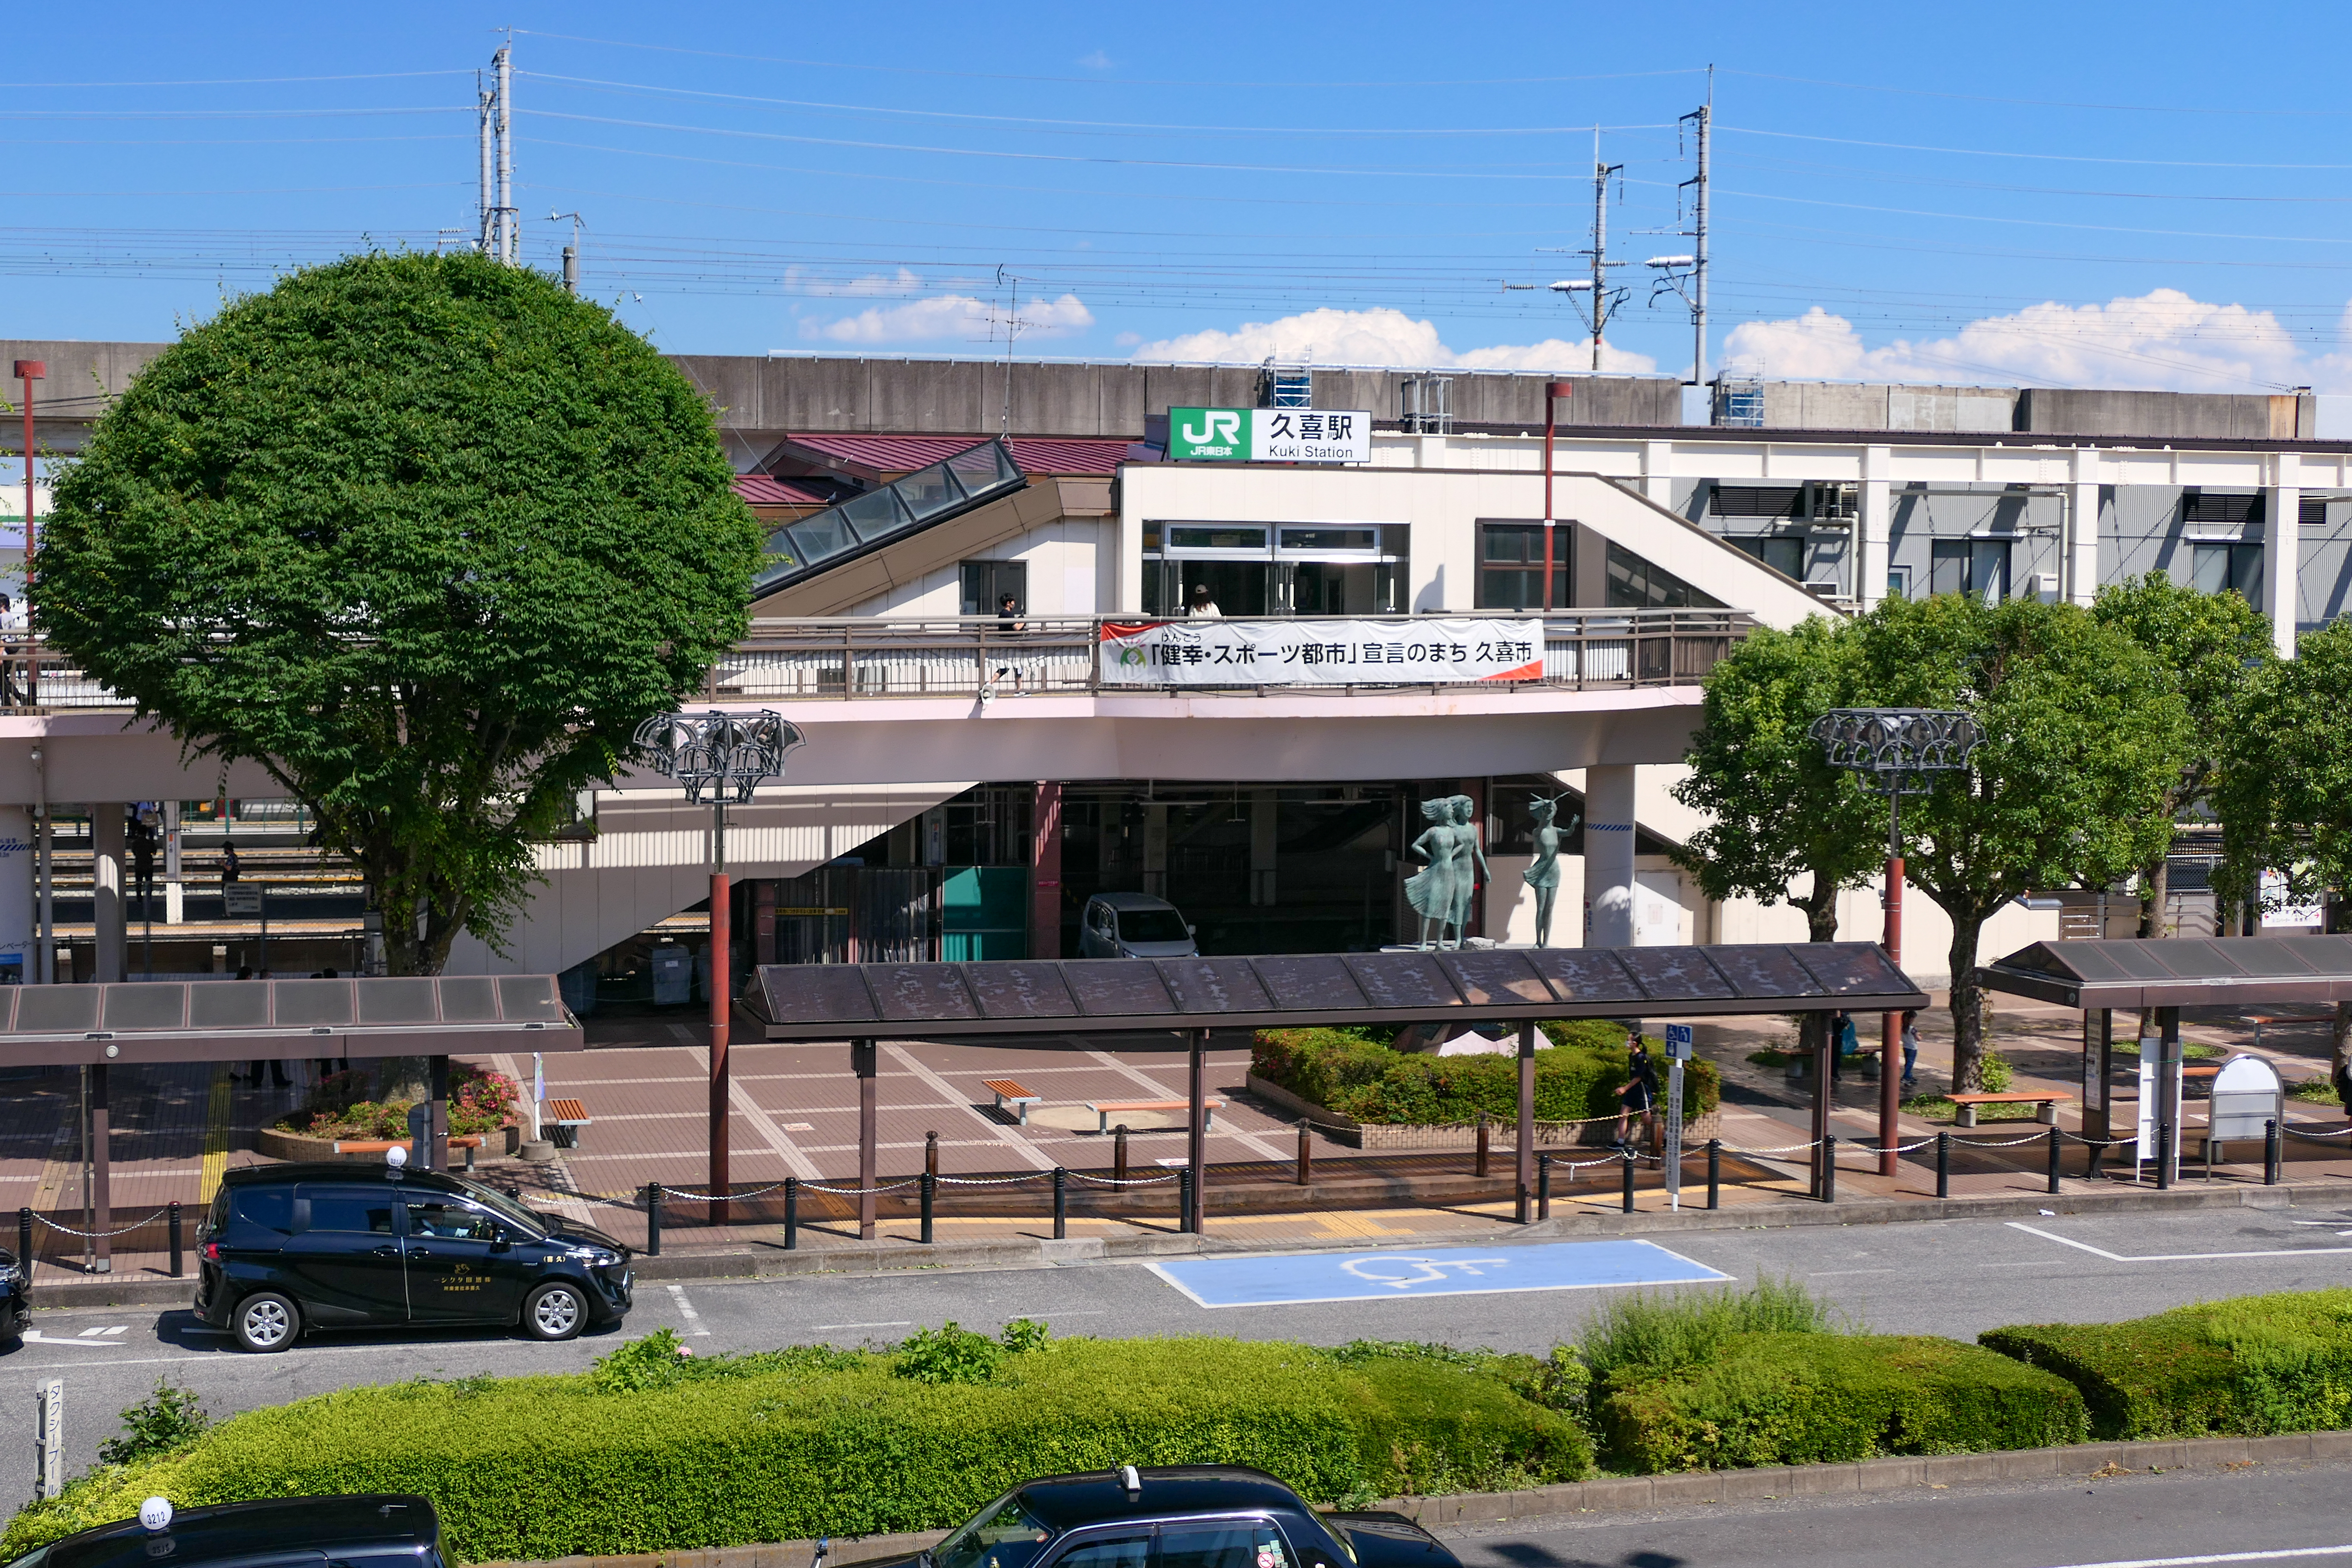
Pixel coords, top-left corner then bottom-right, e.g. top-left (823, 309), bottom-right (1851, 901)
top-left (781, 433), bottom-right (1129, 477)
top-left (732, 474), bottom-right (833, 507)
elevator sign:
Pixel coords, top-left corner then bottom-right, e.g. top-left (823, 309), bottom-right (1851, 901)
top-left (1168, 407), bottom-right (1371, 464)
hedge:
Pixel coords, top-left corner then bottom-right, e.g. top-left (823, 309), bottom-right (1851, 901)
top-left (1596, 1332), bottom-right (2088, 1473)
top-left (2, 1337), bottom-right (1590, 1563)
top-left (1981, 1288), bottom-right (2352, 1440)
top-left (1251, 1023), bottom-right (1719, 1126)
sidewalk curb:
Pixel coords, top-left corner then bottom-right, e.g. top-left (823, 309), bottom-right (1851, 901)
top-left (30, 1179), bottom-right (2345, 1310)
top-left (470, 1429), bottom-right (2352, 1568)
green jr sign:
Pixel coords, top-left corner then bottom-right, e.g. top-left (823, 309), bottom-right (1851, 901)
top-left (1167, 407), bottom-right (1370, 464)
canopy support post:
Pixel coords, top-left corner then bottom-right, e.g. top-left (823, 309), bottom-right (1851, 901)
top-left (854, 1038), bottom-right (878, 1241)
top-left (1187, 1029), bottom-right (1207, 1235)
top-left (1517, 1020), bottom-right (1537, 1223)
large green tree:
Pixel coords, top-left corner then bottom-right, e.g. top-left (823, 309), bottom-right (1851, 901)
top-left (1848, 594), bottom-right (2189, 1089)
top-left (40, 251), bottom-right (761, 975)
top-left (2091, 574), bottom-right (2273, 936)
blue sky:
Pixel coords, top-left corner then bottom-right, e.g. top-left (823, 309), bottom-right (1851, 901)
top-left (8, 0), bottom-right (2352, 395)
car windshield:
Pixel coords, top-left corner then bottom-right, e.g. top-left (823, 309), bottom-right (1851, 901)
top-left (1116, 909), bottom-right (1189, 943)
top-left (445, 1175), bottom-right (547, 1237)
top-left (934, 1493), bottom-right (1054, 1568)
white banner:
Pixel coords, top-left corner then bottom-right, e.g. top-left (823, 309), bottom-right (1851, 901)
top-left (1098, 618), bottom-right (1545, 686)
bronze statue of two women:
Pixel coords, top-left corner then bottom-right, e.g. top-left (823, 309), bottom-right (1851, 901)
top-left (1403, 792), bottom-right (1579, 949)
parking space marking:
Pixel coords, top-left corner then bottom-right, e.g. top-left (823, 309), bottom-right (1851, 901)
top-left (1147, 1238), bottom-right (1728, 1309)
top-left (2008, 1222), bottom-right (2352, 1263)
top-left (808, 1319), bottom-right (912, 1331)
top-left (2040, 1546), bottom-right (2352, 1568)
top-left (664, 1284), bottom-right (711, 1336)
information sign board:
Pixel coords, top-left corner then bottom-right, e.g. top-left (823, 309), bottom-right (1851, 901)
top-left (1168, 407), bottom-right (1371, 464)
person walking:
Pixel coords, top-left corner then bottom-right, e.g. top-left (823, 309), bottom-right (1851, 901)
top-left (1900, 1009), bottom-right (1922, 1089)
top-left (1831, 1010), bottom-right (1858, 1083)
top-left (1614, 1029), bottom-right (1660, 1155)
top-left (990, 591), bottom-right (1027, 693)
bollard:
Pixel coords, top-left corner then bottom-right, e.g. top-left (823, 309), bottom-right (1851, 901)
top-left (783, 1176), bottom-right (798, 1251)
top-left (1178, 1167), bottom-right (1194, 1234)
top-left (1537, 1152), bottom-right (1552, 1221)
top-left (2086, 1135), bottom-right (2104, 1181)
top-left (2048, 1126), bottom-right (2063, 1195)
top-left (1620, 1148), bottom-right (1635, 1213)
top-left (2266, 1118), bottom-right (2282, 1186)
top-left (17, 1206), bottom-right (30, 1284)
top-left (926, 1130), bottom-right (939, 1179)
top-left (1296, 1121), bottom-right (1312, 1187)
top-left (1822, 1136), bottom-right (1837, 1204)
top-left (1936, 1132), bottom-right (1950, 1199)
top-left (168, 1201), bottom-right (183, 1278)
top-left (1474, 1116), bottom-right (1489, 1179)
top-left (919, 1171), bottom-right (935, 1245)
top-left (1114, 1125), bottom-right (1130, 1185)
top-left (1706, 1139), bottom-right (1721, 1210)
top-left (2156, 1124), bottom-right (2173, 1190)
top-left (644, 1183), bottom-right (662, 1257)
top-left (1053, 1167), bottom-right (1067, 1240)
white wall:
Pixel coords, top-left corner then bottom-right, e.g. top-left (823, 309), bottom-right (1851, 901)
top-left (847, 515), bottom-right (1113, 617)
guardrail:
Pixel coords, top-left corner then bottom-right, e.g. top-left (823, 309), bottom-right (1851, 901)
top-left (709, 610), bottom-right (1753, 700)
top-left (1, 609), bottom-right (1752, 712)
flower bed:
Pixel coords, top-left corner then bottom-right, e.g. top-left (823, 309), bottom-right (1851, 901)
top-left (272, 1062), bottom-right (519, 1143)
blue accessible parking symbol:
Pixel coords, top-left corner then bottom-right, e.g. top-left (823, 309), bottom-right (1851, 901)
top-left (1147, 1239), bottom-right (1728, 1309)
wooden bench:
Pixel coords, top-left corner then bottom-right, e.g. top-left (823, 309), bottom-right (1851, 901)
top-left (1086, 1098), bottom-right (1224, 1135)
top-left (1947, 1090), bottom-right (2072, 1128)
top-left (982, 1078), bottom-right (1043, 1125)
top-left (541, 1097), bottom-right (591, 1149)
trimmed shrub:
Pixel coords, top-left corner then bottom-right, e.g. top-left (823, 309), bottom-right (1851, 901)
top-left (1981, 1289), bottom-right (2352, 1439)
top-left (2, 1337), bottom-right (1589, 1563)
top-left (1580, 1277), bottom-right (1836, 1394)
top-left (1251, 1026), bottom-right (1718, 1127)
top-left (1598, 1332), bottom-right (2087, 1473)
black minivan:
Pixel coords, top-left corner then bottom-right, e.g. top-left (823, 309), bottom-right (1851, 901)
top-left (5, 1495), bottom-right (447, 1568)
top-left (196, 1162), bottom-right (633, 1352)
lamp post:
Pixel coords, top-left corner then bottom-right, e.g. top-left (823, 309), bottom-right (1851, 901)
top-left (1808, 708), bottom-right (1983, 1178)
top-left (631, 709), bottom-right (803, 1226)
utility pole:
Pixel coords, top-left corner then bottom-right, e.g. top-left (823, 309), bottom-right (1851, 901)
top-left (1685, 78), bottom-right (1711, 387)
top-left (476, 71), bottom-right (496, 255)
top-left (1588, 158), bottom-right (1621, 372)
top-left (494, 44), bottom-right (515, 264)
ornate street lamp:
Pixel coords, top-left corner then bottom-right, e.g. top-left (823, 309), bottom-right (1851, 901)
top-left (632, 709), bottom-right (804, 1224)
top-left (1807, 708), bottom-right (1983, 1179)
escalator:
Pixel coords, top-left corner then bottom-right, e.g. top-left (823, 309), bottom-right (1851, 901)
top-left (750, 438), bottom-right (1027, 597)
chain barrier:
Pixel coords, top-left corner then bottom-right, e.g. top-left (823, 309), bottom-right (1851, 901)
top-left (1068, 1170), bottom-right (1183, 1186)
top-left (657, 1182), bottom-right (794, 1203)
top-left (30, 1207), bottom-right (172, 1240)
top-left (1949, 1132), bottom-right (2052, 1149)
top-left (1718, 1138), bottom-right (1822, 1156)
top-left (935, 1173), bottom-right (1048, 1187)
top-left (2056, 1130), bottom-right (2139, 1147)
top-left (798, 1178), bottom-right (920, 1197)
top-left (2282, 1124), bottom-right (2352, 1141)
top-left (1838, 1137), bottom-right (1939, 1158)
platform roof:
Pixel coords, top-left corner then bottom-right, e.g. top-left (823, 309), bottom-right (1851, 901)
top-left (0, 976), bottom-right (583, 1066)
top-left (1977, 935), bottom-right (2352, 1010)
top-left (749, 942), bottom-right (1928, 1046)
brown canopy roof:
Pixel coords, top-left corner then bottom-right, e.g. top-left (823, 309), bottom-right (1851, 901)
top-left (0, 975), bottom-right (583, 1066)
top-left (749, 942), bottom-right (1927, 1046)
top-left (1977, 935), bottom-right (2352, 1010)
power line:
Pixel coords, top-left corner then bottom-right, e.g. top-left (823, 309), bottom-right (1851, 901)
top-left (1723, 125), bottom-right (2352, 171)
top-left (0, 69), bottom-right (474, 89)
top-left (1720, 68), bottom-right (2352, 119)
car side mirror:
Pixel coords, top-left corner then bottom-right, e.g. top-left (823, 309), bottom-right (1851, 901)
top-left (1186, 925), bottom-right (1197, 936)
top-left (490, 1231), bottom-right (514, 1251)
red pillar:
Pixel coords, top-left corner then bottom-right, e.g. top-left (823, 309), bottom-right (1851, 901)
top-left (1879, 855), bottom-right (1903, 1178)
top-left (708, 870), bottom-right (731, 1226)
top-left (1031, 781), bottom-right (1063, 959)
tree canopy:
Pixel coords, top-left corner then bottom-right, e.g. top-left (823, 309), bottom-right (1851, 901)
top-left (39, 251), bottom-right (762, 973)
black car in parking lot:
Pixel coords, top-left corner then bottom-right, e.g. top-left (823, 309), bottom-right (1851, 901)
top-left (848, 1466), bottom-right (1461, 1568)
top-left (4, 1494), bottom-right (447, 1568)
top-left (197, 1161), bottom-right (633, 1352)
top-left (0, 1243), bottom-right (28, 1343)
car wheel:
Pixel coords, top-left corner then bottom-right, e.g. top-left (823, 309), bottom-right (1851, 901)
top-left (522, 1280), bottom-right (586, 1341)
top-left (233, 1291), bottom-right (300, 1353)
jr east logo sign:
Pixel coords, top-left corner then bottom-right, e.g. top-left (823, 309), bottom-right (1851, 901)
top-left (1168, 407), bottom-right (1371, 464)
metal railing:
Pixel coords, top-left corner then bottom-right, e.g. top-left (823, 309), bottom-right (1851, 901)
top-left (0, 609), bottom-right (1752, 713)
top-left (708, 610), bottom-right (1752, 701)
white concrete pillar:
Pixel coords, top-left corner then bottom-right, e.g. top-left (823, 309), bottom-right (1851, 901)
top-left (1858, 446), bottom-right (1892, 608)
top-left (0, 806), bottom-right (29, 985)
top-left (1584, 764), bottom-right (1637, 948)
top-left (1641, 441), bottom-right (1675, 508)
top-left (92, 803), bottom-right (125, 983)
top-left (2266, 453), bottom-right (2299, 658)
top-left (2068, 447), bottom-right (2102, 607)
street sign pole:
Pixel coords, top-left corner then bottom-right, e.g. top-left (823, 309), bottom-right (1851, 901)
top-left (1663, 1023), bottom-right (1692, 1209)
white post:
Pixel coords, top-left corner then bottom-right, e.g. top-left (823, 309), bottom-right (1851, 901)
top-left (1858, 446), bottom-right (1892, 608)
top-left (35, 1379), bottom-right (62, 1500)
top-left (2069, 447), bottom-right (2102, 607)
top-left (1585, 764), bottom-right (1637, 947)
top-left (530, 1051), bottom-right (544, 1142)
top-left (2265, 453), bottom-right (2299, 659)
top-left (1663, 1022), bottom-right (1691, 1210)
top-left (163, 800), bottom-right (183, 925)
top-left (92, 804), bottom-right (125, 984)
top-left (1641, 440), bottom-right (1674, 508)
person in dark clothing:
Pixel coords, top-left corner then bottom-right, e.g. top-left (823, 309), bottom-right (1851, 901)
top-left (1614, 1029), bottom-right (1660, 1153)
top-left (239, 965), bottom-right (289, 1087)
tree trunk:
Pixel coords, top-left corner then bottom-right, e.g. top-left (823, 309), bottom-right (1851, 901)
top-left (2136, 856), bottom-right (2171, 939)
top-left (1946, 910), bottom-right (1990, 1093)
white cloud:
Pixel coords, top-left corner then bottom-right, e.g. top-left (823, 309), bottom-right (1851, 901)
top-left (799, 291), bottom-right (1095, 345)
top-left (1721, 289), bottom-right (2347, 394)
top-left (1128, 306), bottom-right (1656, 374)
top-left (1077, 49), bottom-right (1114, 70)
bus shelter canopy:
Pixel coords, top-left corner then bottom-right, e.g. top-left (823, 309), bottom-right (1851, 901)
top-left (1977, 936), bottom-right (2352, 1011)
top-left (750, 942), bottom-right (1929, 1045)
top-left (0, 975), bottom-right (583, 1067)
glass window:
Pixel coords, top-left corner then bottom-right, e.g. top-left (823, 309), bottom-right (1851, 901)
top-left (961, 560), bottom-right (1029, 617)
top-left (1159, 1523), bottom-right (1289, 1568)
top-left (231, 1187), bottom-right (294, 1233)
top-left (2191, 543), bottom-right (2262, 601)
top-left (1930, 540), bottom-right (2010, 604)
top-left (935, 1496), bottom-right (1057, 1568)
top-left (1048, 1539), bottom-right (1150, 1568)
top-left (403, 1200), bottom-right (503, 1243)
top-left (1728, 536), bottom-right (1804, 579)
top-left (1167, 526), bottom-right (1269, 552)
top-left (1115, 908), bottom-right (1190, 943)
top-left (1603, 541), bottom-right (1724, 610)
top-left (1277, 527), bottom-right (1378, 554)
top-left (1476, 523), bottom-right (1568, 611)
top-left (303, 1192), bottom-right (395, 1235)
